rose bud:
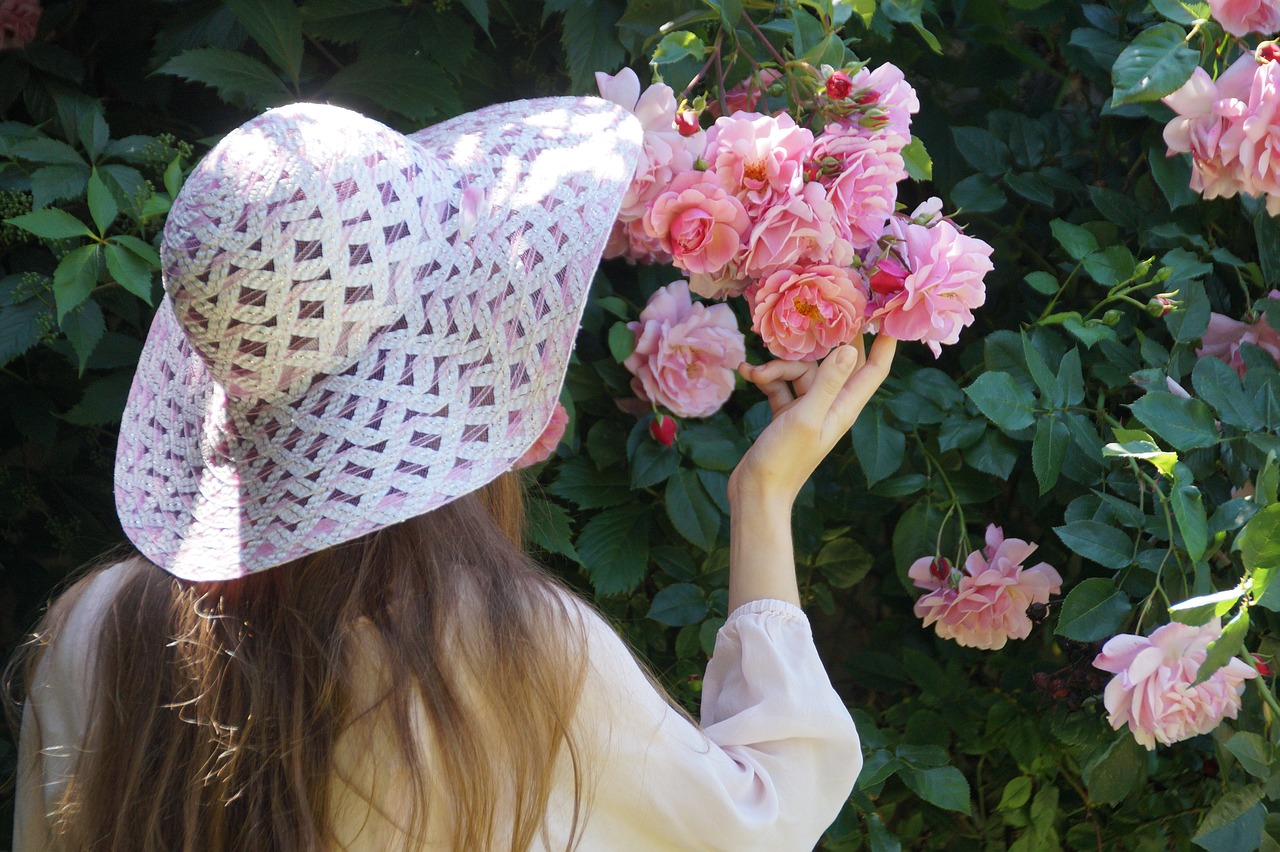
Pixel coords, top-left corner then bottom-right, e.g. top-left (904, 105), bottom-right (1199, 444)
top-left (1260, 41), bottom-right (1280, 63)
top-left (1254, 654), bottom-right (1274, 676)
top-left (1145, 292), bottom-right (1180, 317)
top-left (674, 109), bottom-right (701, 137)
top-left (650, 413), bottom-right (678, 447)
top-left (825, 70), bottom-right (853, 100)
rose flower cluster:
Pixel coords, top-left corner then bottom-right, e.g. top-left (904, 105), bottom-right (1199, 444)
top-left (596, 64), bottom-right (993, 420)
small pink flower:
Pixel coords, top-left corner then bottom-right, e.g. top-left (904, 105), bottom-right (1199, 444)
top-left (808, 131), bottom-right (905, 250)
top-left (826, 62), bottom-right (918, 150)
top-left (604, 218), bottom-right (673, 266)
top-left (0, 0), bottom-right (40, 50)
top-left (675, 109), bottom-right (701, 137)
top-left (748, 264), bottom-right (869, 361)
top-left (644, 170), bottom-right (750, 277)
top-left (709, 69), bottom-right (782, 117)
top-left (1197, 290), bottom-right (1280, 375)
top-left (825, 70), bottom-right (853, 100)
top-left (623, 280), bottom-right (746, 418)
top-left (742, 181), bottom-right (854, 278)
top-left (908, 525), bottom-right (1062, 651)
top-left (703, 111), bottom-right (813, 213)
top-left (1094, 620), bottom-right (1258, 750)
top-left (514, 402), bottom-right (568, 469)
top-left (870, 207), bottom-right (992, 357)
top-left (596, 68), bottom-right (705, 223)
top-left (1208, 0), bottom-right (1280, 36)
top-left (1233, 56), bottom-right (1280, 209)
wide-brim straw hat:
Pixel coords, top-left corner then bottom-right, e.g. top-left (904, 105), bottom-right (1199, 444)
top-left (115, 99), bottom-right (642, 581)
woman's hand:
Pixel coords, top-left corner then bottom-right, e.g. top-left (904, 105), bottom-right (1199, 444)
top-left (731, 334), bottom-right (897, 506)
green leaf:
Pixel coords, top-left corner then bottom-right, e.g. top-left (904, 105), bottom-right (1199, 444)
top-left (109, 234), bottom-right (161, 267)
top-left (157, 48), bottom-right (289, 108)
top-left (630, 439), bottom-right (678, 489)
top-left (1021, 331), bottom-right (1060, 404)
top-left (1111, 23), bottom-right (1198, 106)
top-left (1129, 391), bottom-right (1219, 451)
top-left (325, 54), bottom-right (459, 121)
top-left (8, 137), bottom-right (85, 166)
top-left (561, 0), bottom-right (626, 93)
top-left (163, 157), bottom-right (184, 199)
top-left (816, 537), bottom-right (874, 589)
top-left (952, 127), bottom-right (1009, 177)
top-left (60, 297), bottom-right (104, 375)
top-left (1024, 271), bottom-right (1058, 296)
top-left (53, 244), bottom-right (101, 322)
top-left (1170, 588), bottom-right (1245, 626)
top-left (1102, 428), bottom-right (1178, 475)
top-left (86, 169), bottom-right (118, 235)
top-left (900, 765), bottom-right (971, 814)
top-left (1192, 785), bottom-right (1266, 852)
top-left (6, 208), bottom-right (93, 240)
top-left (1193, 608), bottom-right (1249, 686)
top-left (608, 322), bottom-right (635, 363)
top-left (1032, 415), bottom-right (1069, 494)
top-left (951, 173), bottom-right (1006, 213)
top-left (866, 813), bottom-right (901, 852)
top-left (1050, 218), bottom-right (1098, 260)
top-left (1054, 521), bottom-right (1133, 570)
top-left (29, 164), bottom-right (88, 210)
top-left (527, 497), bottom-right (578, 561)
top-left (548, 457), bottom-right (631, 508)
top-left (576, 504), bottom-right (650, 595)
top-left (1150, 148), bottom-right (1199, 210)
top-left (901, 136), bottom-right (932, 181)
top-left (851, 403), bottom-right (905, 486)
top-left (965, 428), bottom-right (1018, 479)
top-left (965, 371), bottom-right (1036, 430)
top-left (1083, 245), bottom-right (1136, 287)
top-left (1082, 732), bottom-right (1145, 805)
top-left (1150, 0), bottom-right (1211, 24)
top-left (996, 777), bottom-right (1032, 811)
top-left (1193, 356), bottom-right (1260, 430)
top-left (651, 30), bottom-right (705, 65)
top-left (647, 583), bottom-right (708, 626)
top-left (665, 468), bottom-right (721, 551)
top-left (1239, 503), bottom-right (1280, 576)
top-left (456, 0), bottom-right (489, 31)
top-left (227, 0), bottom-right (304, 84)
top-left (0, 299), bottom-right (51, 369)
top-left (1225, 732), bottom-right (1270, 780)
top-left (1172, 473), bottom-right (1209, 562)
top-left (1056, 577), bottom-right (1132, 640)
top-left (60, 369), bottom-right (134, 425)
top-left (103, 243), bottom-right (155, 303)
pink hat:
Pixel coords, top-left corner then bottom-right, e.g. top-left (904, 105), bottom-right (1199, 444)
top-left (114, 99), bottom-right (642, 581)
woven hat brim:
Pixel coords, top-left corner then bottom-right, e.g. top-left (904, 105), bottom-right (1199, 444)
top-left (115, 98), bottom-right (642, 581)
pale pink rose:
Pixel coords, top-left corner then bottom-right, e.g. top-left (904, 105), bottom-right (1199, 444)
top-left (742, 181), bottom-right (854, 278)
top-left (644, 170), bottom-right (750, 276)
top-left (748, 264), bottom-right (869, 361)
top-left (1163, 59), bottom-right (1255, 201)
top-left (1233, 55), bottom-right (1280, 206)
top-left (0, 0), bottom-right (40, 50)
top-left (604, 218), bottom-right (673, 266)
top-left (1197, 290), bottom-right (1280, 375)
top-left (596, 68), bottom-right (705, 222)
top-left (1209, 0), bottom-right (1280, 36)
top-left (870, 212), bottom-right (992, 357)
top-left (1094, 620), bottom-right (1257, 749)
top-left (703, 112), bottom-right (813, 213)
top-left (909, 525), bottom-right (1062, 651)
top-left (708, 69), bottom-right (783, 117)
top-left (623, 280), bottom-right (745, 418)
top-left (807, 131), bottom-right (905, 250)
top-left (514, 403), bottom-right (569, 469)
top-left (824, 62), bottom-right (919, 150)
top-left (688, 260), bottom-right (749, 300)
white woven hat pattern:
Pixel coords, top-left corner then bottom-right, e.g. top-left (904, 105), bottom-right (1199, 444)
top-left (115, 99), bottom-right (642, 581)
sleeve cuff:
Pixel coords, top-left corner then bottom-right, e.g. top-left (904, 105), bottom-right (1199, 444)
top-left (724, 598), bottom-right (808, 625)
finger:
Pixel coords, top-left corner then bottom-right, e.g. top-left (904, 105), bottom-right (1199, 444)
top-left (792, 361), bottom-right (820, 396)
top-left (829, 334), bottom-right (897, 425)
top-left (744, 358), bottom-right (814, 386)
top-left (794, 345), bottom-right (860, 415)
top-left (757, 377), bottom-right (796, 415)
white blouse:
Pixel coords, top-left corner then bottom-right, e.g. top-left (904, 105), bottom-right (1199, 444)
top-left (15, 564), bottom-right (862, 850)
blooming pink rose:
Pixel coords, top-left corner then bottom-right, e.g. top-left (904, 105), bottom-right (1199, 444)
top-left (688, 259), bottom-right (748, 301)
top-left (1094, 620), bottom-right (1258, 749)
top-left (1163, 59), bottom-right (1256, 202)
top-left (748, 264), bottom-right (869, 361)
top-left (703, 111), bottom-right (813, 213)
top-left (1232, 54), bottom-right (1280, 212)
top-left (623, 280), bottom-right (746, 418)
top-left (596, 68), bottom-right (705, 222)
top-left (709, 69), bottom-right (783, 117)
top-left (1197, 290), bottom-right (1280, 374)
top-left (825, 62), bottom-right (918, 150)
top-left (742, 181), bottom-right (854, 278)
top-left (514, 403), bottom-right (568, 469)
top-left (1209, 0), bottom-right (1280, 36)
top-left (871, 208), bottom-right (992, 357)
top-left (644, 170), bottom-right (750, 276)
top-left (909, 525), bottom-right (1062, 651)
top-left (604, 218), bottom-right (673, 266)
top-left (808, 131), bottom-right (905, 250)
top-left (0, 0), bottom-right (40, 50)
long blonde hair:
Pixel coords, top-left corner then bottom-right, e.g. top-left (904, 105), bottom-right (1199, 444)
top-left (11, 473), bottom-right (589, 850)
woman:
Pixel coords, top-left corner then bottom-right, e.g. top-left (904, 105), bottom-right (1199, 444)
top-left (12, 95), bottom-right (895, 850)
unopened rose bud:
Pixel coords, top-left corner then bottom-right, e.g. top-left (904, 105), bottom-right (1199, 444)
top-left (693, 156), bottom-right (708, 171)
top-left (1102, 309), bottom-right (1123, 326)
top-left (1134, 258), bottom-right (1153, 278)
top-left (1260, 41), bottom-right (1280, 63)
top-left (1146, 293), bottom-right (1180, 317)
top-left (1254, 654), bottom-right (1274, 676)
top-left (674, 109), bottom-right (700, 137)
top-left (855, 88), bottom-right (879, 106)
top-left (649, 413), bottom-right (678, 447)
top-left (825, 70), bottom-right (853, 100)
top-left (928, 556), bottom-right (951, 583)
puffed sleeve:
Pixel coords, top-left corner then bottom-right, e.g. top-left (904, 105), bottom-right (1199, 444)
top-left (571, 597), bottom-right (862, 851)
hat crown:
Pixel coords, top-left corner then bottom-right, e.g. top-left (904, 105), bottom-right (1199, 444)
top-left (161, 104), bottom-right (453, 405)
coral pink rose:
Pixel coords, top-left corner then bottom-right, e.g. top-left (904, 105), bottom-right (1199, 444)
top-left (1094, 620), bottom-right (1258, 749)
top-left (596, 68), bottom-right (705, 223)
top-left (0, 0), bottom-right (40, 50)
top-left (748, 264), bottom-right (869, 361)
top-left (1209, 0), bottom-right (1280, 36)
top-left (623, 280), bottom-right (746, 418)
top-left (514, 403), bottom-right (569, 469)
top-left (703, 111), bottom-right (813, 213)
top-left (871, 204), bottom-right (992, 357)
top-left (604, 218), bottom-right (673, 266)
top-left (808, 131), bottom-right (905, 250)
top-left (1197, 290), bottom-right (1280, 374)
top-left (644, 170), bottom-right (750, 276)
top-left (909, 525), bottom-right (1061, 651)
top-left (1163, 59), bottom-right (1255, 202)
top-left (742, 181), bottom-right (853, 278)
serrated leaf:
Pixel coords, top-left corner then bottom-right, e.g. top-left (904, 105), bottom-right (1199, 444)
top-left (951, 173), bottom-right (1006, 213)
top-left (1193, 609), bottom-right (1249, 686)
top-left (527, 496), bottom-right (577, 561)
top-left (1024, 271), bottom-right (1058, 295)
top-left (1130, 390), bottom-right (1219, 451)
top-left (1193, 356), bottom-right (1259, 430)
top-left (665, 468), bottom-right (720, 551)
top-left (816, 537), bottom-right (873, 589)
top-left (1032, 415), bottom-right (1069, 494)
top-left (103, 243), bottom-right (155, 303)
top-left (1050, 218), bottom-right (1098, 260)
top-left (548, 456), bottom-right (631, 508)
top-left (647, 583), bottom-right (707, 626)
top-left (851, 403), bottom-right (905, 486)
top-left (997, 777), bottom-right (1032, 811)
top-left (576, 504), bottom-right (650, 595)
top-left (1055, 577), bottom-right (1132, 640)
top-left (1054, 521), bottom-right (1133, 569)
top-left (1083, 245), bottom-right (1136, 287)
top-left (1169, 587), bottom-right (1244, 626)
top-left (965, 371), bottom-right (1036, 430)
top-left (59, 297), bottom-right (104, 375)
top-left (630, 439), bottom-right (678, 488)
top-left (1112, 23), bottom-right (1198, 106)
top-left (1150, 147), bottom-right (1199, 210)
top-left (900, 765), bottom-right (971, 814)
top-left (608, 321), bottom-right (635, 363)
top-left (86, 169), bottom-right (117, 235)
top-left (324, 54), bottom-right (459, 122)
top-left (1172, 474), bottom-right (1208, 562)
top-left (1083, 732), bottom-right (1145, 805)
top-left (0, 299), bottom-right (50, 369)
top-left (1192, 787), bottom-right (1265, 852)
top-left (163, 157), bottom-right (184, 199)
top-left (6, 208), bottom-right (93, 240)
top-left (53, 244), bottom-right (100, 322)
top-left (157, 48), bottom-right (289, 108)
top-left (227, 0), bottom-right (304, 84)
top-left (952, 127), bottom-right (1009, 177)
top-left (109, 234), bottom-right (161, 266)
top-left (561, 0), bottom-right (626, 93)
top-left (901, 136), bottom-right (932, 181)
top-left (9, 137), bottom-right (85, 167)
top-left (28, 164), bottom-right (88, 210)
top-left (651, 30), bottom-right (705, 65)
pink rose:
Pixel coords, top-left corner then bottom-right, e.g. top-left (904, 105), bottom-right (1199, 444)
top-left (596, 68), bottom-right (705, 222)
top-left (1232, 53), bottom-right (1280, 213)
top-left (688, 260), bottom-right (748, 301)
top-left (870, 207), bottom-right (992, 357)
top-left (623, 280), bottom-right (746, 418)
top-left (742, 181), bottom-right (854, 278)
top-left (709, 69), bottom-right (783, 117)
top-left (908, 525), bottom-right (1062, 651)
top-left (0, 0), bottom-right (40, 50)
top-left (807, 131), bottom-right (905, 250)
top-left (1196, 290), bottom-right (1280, 375)
top-left (703, 111), bottom-right (813, 213)
top-left (1209, 0), bottom-right (1280, 36)
top-left (1163, 59), bottom-right (1255, 202)
top-left (748, 264), bottom-right (869, 361)
top-left (604, 218), bottom-right (673, 266)
top-left (1094, 620), bottom-right (1258, 749)
top-left (514, 403), bottom-right (569, 469)
top-left (825, 62), bottom-right (919, 150)
top-left (644, 170), bottom-right (750, 276)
